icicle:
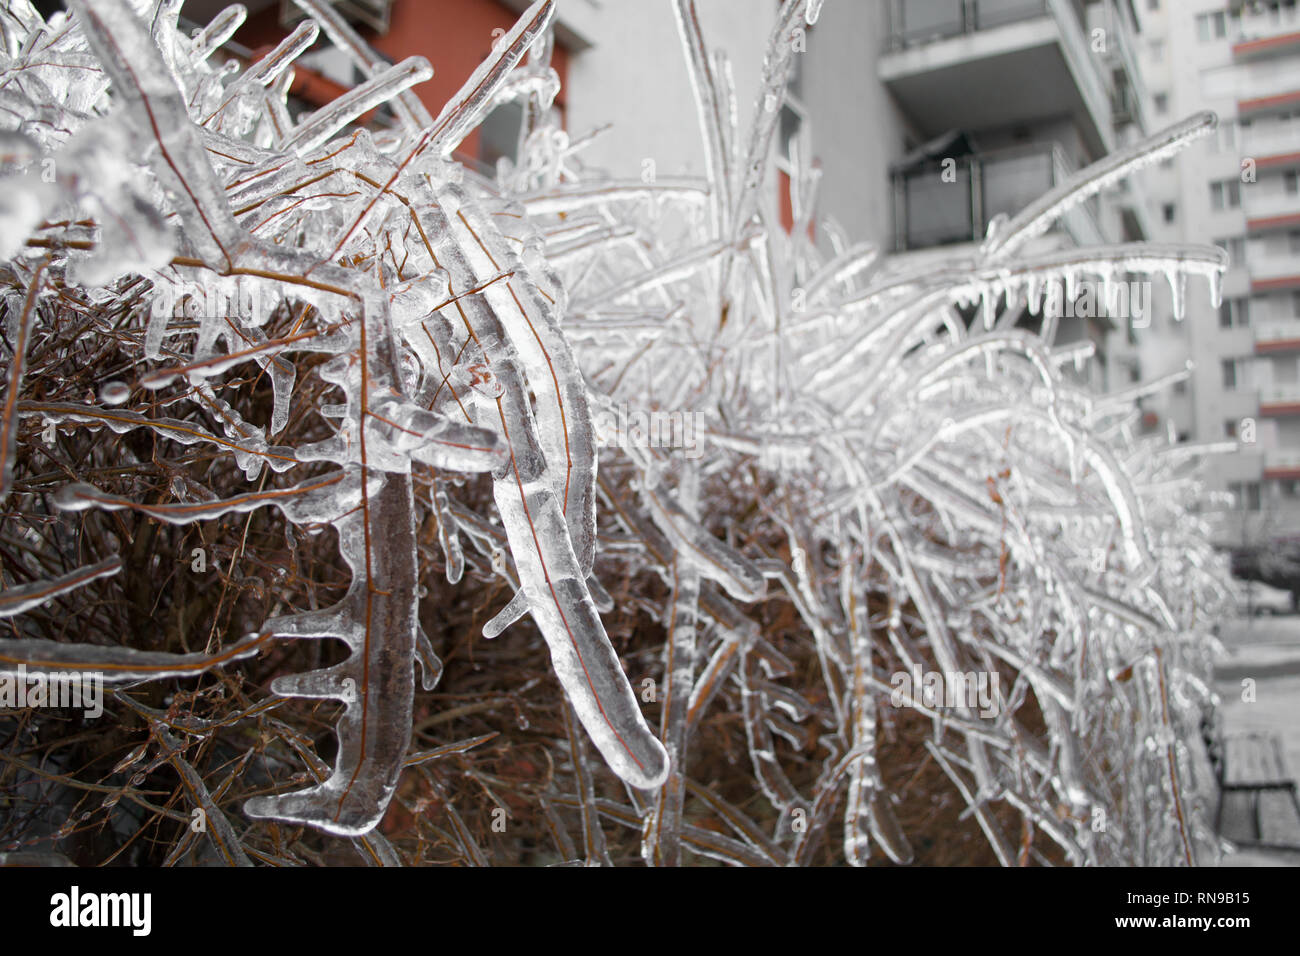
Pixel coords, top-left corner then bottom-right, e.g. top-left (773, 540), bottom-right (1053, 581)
top-left (284, 57), bottom-right (433, 155)
top-left (189, 4), bottom-right (245, 62)
top-left (483, 590), bottom-right (530, 639)
top-left (432, 482), bottom-right (465, 585)
top-left (1167, 266), bottom-right (1186, 320)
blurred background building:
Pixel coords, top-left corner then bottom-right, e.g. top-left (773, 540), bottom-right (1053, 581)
top-left (1134, 0), bottom-right (1300, 548)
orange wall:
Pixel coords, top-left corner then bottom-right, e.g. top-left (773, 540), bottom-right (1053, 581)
top-left (236, 0), bottom-right (568, 158)
top-left (778, 169), bottom-right (793, 233)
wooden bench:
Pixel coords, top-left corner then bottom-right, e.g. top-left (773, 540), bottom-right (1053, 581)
top-left (1201, 709), bottom-right (1300, 849)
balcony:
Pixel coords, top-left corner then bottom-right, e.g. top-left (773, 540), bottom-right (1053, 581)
top-left (1233, 0), bottom-right (1300, 57)
top-left (1264, 452), bottom-right (1300, 480)
top-left (1243, 181), bottom-right (1300, 232)
top-left (1239, 88), bottom-right (1300, 119)
top-left (1260, 382), bottom-right (1300, 415)
top-left (892, 143), bottom-right (1104, 250)
top-left (1096, 0), bottom-right (1148, 129)
top-left (1234, 29), bottom-right (1300, 61)
top-left (1250, 248), bottom-right (1300, 293)
top-left (1242, 119), bottom-right (1300, 168)
top-left (1257, 318), bottom-right (1300, 352)
top-left (879, 0), bottom-right (1114, 155)
top-left (1246, 209), bottom-right (1300, 235)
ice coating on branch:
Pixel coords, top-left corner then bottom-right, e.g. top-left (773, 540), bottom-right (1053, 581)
top-left (0, 629), bottom-right (270, 682)
top-left (0, 557), bottom-right (122, 619)
top-left (417, 185), bottom-right (667, 790)
top-left (282, 56), bottom-right (433, 154)
top-left (290, 0), bottom-right (432, 132)
top-left (425, 0), bottom-right (555, 158)
top-left (983, 112), bottom-right (1218, 259)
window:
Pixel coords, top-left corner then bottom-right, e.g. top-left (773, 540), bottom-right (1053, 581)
top-left (1196, 10), bottom-right (1227, 40)
top-left (1225, 419), bottom-right (1238, 438)
top-left (1293, 290), bottom-right (1300, 317)
top-left (1286, 170), bottom-right (1300, 195)
top-left (1174, 379), bottom-right (1187, 394)
top-left (1210, 119), bottom-right (1236, 153)
top-left (1210, 179), bottom-right (1241, 210)
top-left (1290, 230), bottom-right (1300, 254)
top-left (1163, 202), bottom-right (1176, 223)
top-left (1215, 235), bottom-right (1245, 264)
top-left (1230, 481), bottom-right (1262, 511)
top-left (1148, 0), bottom-right (1158, 9)
top-left (779, 101), bottom-right (804, 162)
top-left (1220, 297), bottom-right (1249, 327)
top-left (1154, 92), bottom-right (1168, 114)
top-left (1257, 0), bottom-right (1300, 26)
top-left (478, 100), bottom-right (524, 169)
top-left (1223, 356), bottom-right (1254, 390)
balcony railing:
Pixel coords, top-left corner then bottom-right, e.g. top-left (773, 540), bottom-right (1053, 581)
top-left (1236, 3), bottom-right (1300, 47)
top-left (281, 0), bottom-right (394, 34)
top-left (1099, 0), bottom-right (1147, 119)
top-left (893, 143), bottom-right (1102, 250)
top-left (1252, 248), bottom-right (1300, 282)
top-left (880, 0), bottom-right (1112, 153)
top-left (1260, 382), bottom-right (1300, 405)
top-left (1264, 452), bottom-right (1300, 473)
top-left (1243, 119), bottom-right (1300, 161)
top-left (1257, 318), bottom-right (1300, 343)
top-left (884, 0), bottom-right (1068, 49)
top-left (1244, 184), bottom-right (1300, 223)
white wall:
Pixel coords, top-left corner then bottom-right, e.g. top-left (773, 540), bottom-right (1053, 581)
top-left (798, 0), bottom-right (913, 249)
top-left (562, 0), bottom-right (770, 182)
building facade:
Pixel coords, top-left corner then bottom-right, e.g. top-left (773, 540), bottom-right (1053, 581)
top-left (1136, 0), bottom-right (1300, 544)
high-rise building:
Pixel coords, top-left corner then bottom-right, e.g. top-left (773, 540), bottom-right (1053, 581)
top-left (1136, 0), bottom-right (1300, 544)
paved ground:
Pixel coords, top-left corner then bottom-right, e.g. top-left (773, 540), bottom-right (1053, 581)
top-left (1211, 615), bottom-right (1300, 866)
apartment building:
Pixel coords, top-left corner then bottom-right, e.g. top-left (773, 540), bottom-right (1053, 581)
top-left (1135, 0), bottom-right (1300, 543)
